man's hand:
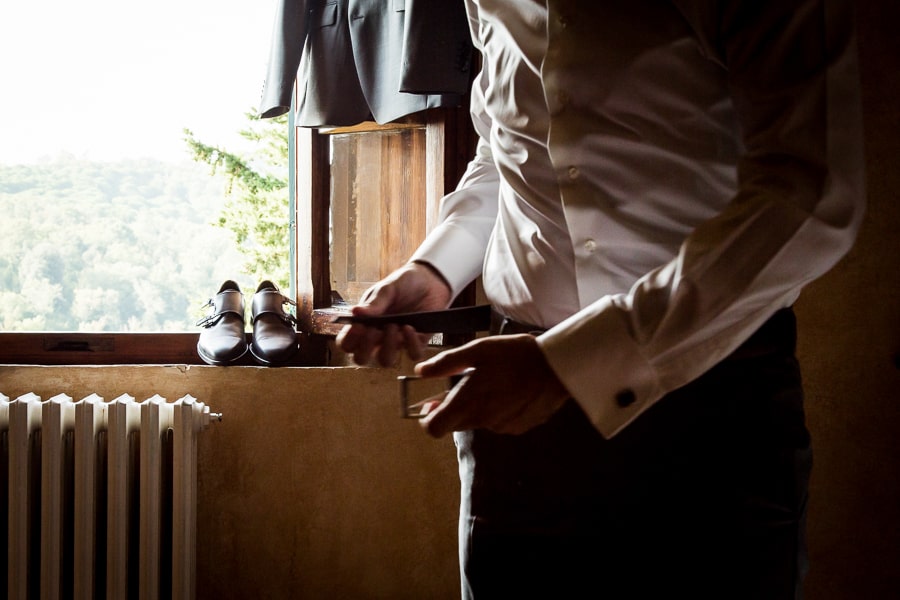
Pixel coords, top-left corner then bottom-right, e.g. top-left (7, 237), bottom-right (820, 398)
top-left (336, 261), bottom-right (452, 366)
top-left (415, 334), bottom-right (571, 437)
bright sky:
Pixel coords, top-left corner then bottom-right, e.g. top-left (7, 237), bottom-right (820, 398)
top-left (0, 0), bottom-right (277, 164)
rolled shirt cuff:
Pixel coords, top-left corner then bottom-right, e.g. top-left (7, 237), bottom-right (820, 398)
top-left (409, 221), bottom-right (487, 300)
top-left (537, 297), bottom-right (663, 439)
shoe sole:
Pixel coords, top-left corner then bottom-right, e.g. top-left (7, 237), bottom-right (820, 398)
top-left (249, 343), bottom-right (298, 367)
top-left (196, 341), bottom-right (249, 366)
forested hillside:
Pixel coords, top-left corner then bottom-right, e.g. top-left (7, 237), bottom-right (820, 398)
top-left (0, 156), bottom-right (270, 331)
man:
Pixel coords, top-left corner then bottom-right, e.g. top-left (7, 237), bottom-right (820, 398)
top-left (338, 0), bottom-right (865, 597)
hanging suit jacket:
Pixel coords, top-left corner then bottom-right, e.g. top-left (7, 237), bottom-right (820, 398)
top-left (258, 0), bottom-right (474, 126)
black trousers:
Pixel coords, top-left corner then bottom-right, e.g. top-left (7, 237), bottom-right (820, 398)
top-left (455, 309), bottom-right (811, 599)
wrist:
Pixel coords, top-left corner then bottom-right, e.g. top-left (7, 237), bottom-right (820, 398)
top-left (410, 260), bottom-right (452, 299)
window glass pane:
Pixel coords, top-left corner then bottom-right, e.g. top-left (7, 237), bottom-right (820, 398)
top-left (0, 0), bottom-right (283, 332)
top-left (0, 160), bottom-right (249, 331)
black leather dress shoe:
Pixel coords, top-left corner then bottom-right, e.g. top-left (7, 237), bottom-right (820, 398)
top-left (196, 280), bottom-right (248, 365)
top-left (249, 281), bottom-right (298, 365)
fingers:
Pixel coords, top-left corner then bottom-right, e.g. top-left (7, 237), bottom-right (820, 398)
top-left (375, 323), bottom-right (402, 367)
top-left (354, 284), bottom-right (393, 316)
top-left (401, 325), bottom-right (426, 362)
top-left (420, 374), bottom-right (560, 438)
top-left (415, 335), bottom-right (571, 438)
top-left (414, 340), bottom-right (478, 379)
top-left (335, 262), bottom-right (452, 366)
top-left (419, 376), bottom-right (520, 437)
top-left (336, 322), bottom-right (425, 367)
top-left (419, 388), bottom-right (461, 438)
top-left (334, 323), bottom-right (361, 355)
top-left (340, 324), bottom-right (396, 367)
top-left (419, 368), bottom-right (483, 438)
top-left (413, 342), bottom-right (484, 436)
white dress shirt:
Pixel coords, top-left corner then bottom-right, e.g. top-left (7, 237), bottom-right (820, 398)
top-left (410, 0), bottom-right (865, 437)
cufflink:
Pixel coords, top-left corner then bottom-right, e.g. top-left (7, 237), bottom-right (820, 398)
top-left (615, 389), bottom-right (636, 408)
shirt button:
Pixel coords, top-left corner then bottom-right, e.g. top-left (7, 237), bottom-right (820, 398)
top-left (558, 15), bottom-right (569, 28)
top-left (615, 389), bottom-right (637, 408)
top-left (567, 165), bottom-right (579, 179)
top-left (583, 239), bottom-right (597, 253)
top-left (557, 90), bottom-right (570, 107)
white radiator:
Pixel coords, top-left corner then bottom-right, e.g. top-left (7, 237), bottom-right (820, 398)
top-left (1, 392), bottom-right (220, 600)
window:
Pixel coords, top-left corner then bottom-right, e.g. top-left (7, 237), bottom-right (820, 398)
top-left (0, 0), bottom-right (281, 364)
top-left (0, 1), bottom-right (476, 366)
top-left (0, 105), bottom-right (475, 365)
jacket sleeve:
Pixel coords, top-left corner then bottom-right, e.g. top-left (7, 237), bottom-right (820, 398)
top-left (259, 0), bottom-right (310, 119)
top-left (399, 0), bottom-right (474, 95)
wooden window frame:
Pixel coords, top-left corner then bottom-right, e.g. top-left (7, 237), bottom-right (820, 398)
top-left (295, 108), bottom-right (475, 334)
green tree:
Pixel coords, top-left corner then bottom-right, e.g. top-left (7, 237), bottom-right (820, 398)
top-left (0, 157), bottom-right (244, 332)
top-left (183, 112), bottom-right (291, 291)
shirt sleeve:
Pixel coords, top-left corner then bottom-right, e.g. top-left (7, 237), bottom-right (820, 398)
top-left (408, 13), bottom-right (500, 300)
top-left (538, 0), bottom-right (866, 437)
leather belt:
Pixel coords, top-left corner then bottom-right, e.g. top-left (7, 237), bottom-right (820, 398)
top-left (333, 304), bottom-right (795, 360)
top-left (332, 304), bottom-right (492, 334)
top-left (490, 309), bottom-right (547, 336)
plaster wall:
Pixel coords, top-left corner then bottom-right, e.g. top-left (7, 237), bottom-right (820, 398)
top-left (0, 365), bottom-right (462, 599)
top-left (794, 2), bottom-right (900, 597)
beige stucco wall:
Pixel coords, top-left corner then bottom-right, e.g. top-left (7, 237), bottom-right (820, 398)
top-left (794, 3), bottom-right (900, 597)
top-left (0, 364), bottom-right (461, 599)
